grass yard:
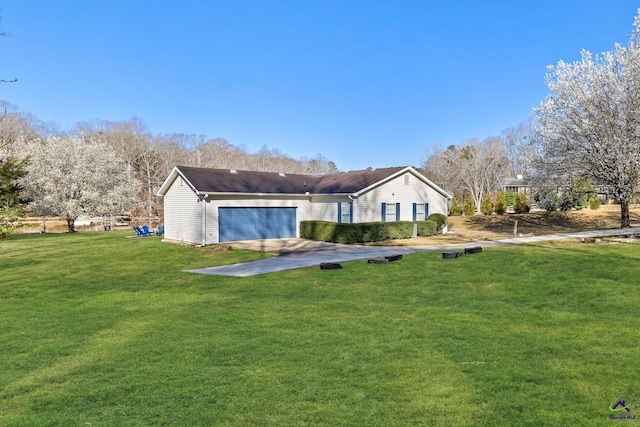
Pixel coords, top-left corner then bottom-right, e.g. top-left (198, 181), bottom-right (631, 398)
top-left (2, 230), bottom-right (640, 426)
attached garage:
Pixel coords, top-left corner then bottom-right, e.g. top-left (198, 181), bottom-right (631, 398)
top-left (218, 207), bottom-right (297, 242)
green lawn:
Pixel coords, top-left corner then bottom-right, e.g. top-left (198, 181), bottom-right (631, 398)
top-left (2, 231), bottom-right (639, 426)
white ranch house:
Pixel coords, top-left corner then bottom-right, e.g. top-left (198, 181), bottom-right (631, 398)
top-left (157, 166), bottom-right (452, 245)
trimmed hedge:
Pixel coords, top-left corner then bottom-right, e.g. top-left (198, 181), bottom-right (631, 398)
top-left (417, 220), bottom-right (437, 237)
top-left (300, 221), bottom-right (415, 244)
top-left (427, 213), bottom-right (447, 230)
top-left (300, 220), bottom-right (440, 243)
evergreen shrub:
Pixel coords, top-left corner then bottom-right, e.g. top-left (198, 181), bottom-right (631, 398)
top-left (427, 213), bottom-right (447, 230)
top-left (534, 187), bottom-right (559, 212)
top-left (480, 194), bottom-right (494, 215)
top-left (417, 220), bottom-right (438, 236)
top-left (495, 190), bottom-right (507, 215)
top-left (513, 193), bottom-right (530, 214)
top-left (463, 195), bottom-right (475, 216)
top-left (300, 221), bottom-right (414, 244)
top-left (449, 195), bottom-right (463, 216)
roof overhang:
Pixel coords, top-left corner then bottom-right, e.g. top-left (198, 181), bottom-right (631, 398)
top-left (196, 192), bottom-right (323, 198)
top-left (156, 166), bottom-right (198, 197)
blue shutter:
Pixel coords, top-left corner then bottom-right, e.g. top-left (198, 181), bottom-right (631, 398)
top-left (425, 203), bottom-right (429, 219)
top-left (412, 203), bottom-right (417, 221)
top-left (337, 202), bottom-right (342, 223)
top-left (381, 203), bottom-right (386, 222)
top-left (396, 203), bottom-right (400, 221)
top-left (349, 202), bottom-right (353, 224)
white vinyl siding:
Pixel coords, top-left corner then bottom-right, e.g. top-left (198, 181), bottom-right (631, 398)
top-left (163, 177), bottom-right (203, 245)
top-left (307, 196), bottom-right (349, 222)
top-left (354, 171), bottom-right (448, 223)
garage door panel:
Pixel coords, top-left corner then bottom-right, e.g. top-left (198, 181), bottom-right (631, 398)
top-left (219, 207), bottom-right (296, 242)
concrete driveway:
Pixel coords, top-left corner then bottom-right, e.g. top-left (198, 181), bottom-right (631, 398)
top-left (187, 239), bottom-right (418, 277)
top-left (186, 228), bottom-right (640, 277)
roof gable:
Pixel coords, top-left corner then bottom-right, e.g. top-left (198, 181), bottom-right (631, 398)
top-left (311, 167), bottom-right (405, 193)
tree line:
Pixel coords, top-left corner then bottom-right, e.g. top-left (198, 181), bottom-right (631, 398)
top-left (0, 103), bottom-right (338, 235)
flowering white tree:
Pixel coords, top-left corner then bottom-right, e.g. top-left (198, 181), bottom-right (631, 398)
top-left (21, 136), bottom-right (140, 232)
top-left (536, 10), bottom-right (640, 227)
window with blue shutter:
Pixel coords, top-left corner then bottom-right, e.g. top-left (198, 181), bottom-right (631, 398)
top-left (382, 203), bottom-right (398, 222)
top-left (413, 203), bottom-right (429, 220)
top-left (338, 202), bottom-right (352, 223)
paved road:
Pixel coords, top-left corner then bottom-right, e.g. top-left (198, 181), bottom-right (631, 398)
top-left (186, 227), bottom-right (640, 277)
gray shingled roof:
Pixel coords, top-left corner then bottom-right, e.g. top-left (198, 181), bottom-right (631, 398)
top-left (503, 178), bottom-right (530, 186)
top-left (176, 166), bottom-right (406, 195)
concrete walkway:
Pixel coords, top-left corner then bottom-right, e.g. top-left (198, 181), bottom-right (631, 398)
top-left (186, 227), bottom-right (640, 277)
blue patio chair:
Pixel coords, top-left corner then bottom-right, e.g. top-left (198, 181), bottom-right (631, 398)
top-left (141, 225), bottom-right (153, 236)
top-left (133, 226), bottom-right (145, 237)
top-left (156, 225), bottom-right (164, 236)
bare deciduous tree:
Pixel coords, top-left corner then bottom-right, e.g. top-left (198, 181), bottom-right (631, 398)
top-left (134, 146), bottom-right (164, 217)
top-left (421, 143), bottom-right (464, 197)
top-left (0, 102), bottom-right (45, 154)
top-left (502, 118), bottom-right (543, 179)
top-left (423, 138), bottom-right (507, 214)
top-left (76, 117), bottom-right (151, 181)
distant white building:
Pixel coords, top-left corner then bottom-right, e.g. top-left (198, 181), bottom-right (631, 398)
top-left (502, 175), bottom-right (530, 194)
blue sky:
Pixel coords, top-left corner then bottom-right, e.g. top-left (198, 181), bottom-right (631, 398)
top-left (1, 1), bottom-right (639, 171)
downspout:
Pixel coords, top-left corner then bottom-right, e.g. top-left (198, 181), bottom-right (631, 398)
top-left (348, 194), bottom-right (357, 223)
top-left (200, 194), bottom-right (207, 246)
